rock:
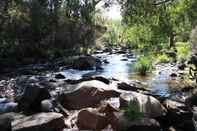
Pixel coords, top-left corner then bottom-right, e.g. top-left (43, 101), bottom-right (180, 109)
top-left (181, 85), bottom-right (195, 92)
top-left (165, 51), bottom-right (177, 58)
top-left (65, 76), bottom-right (110, 85)
top-left (0, 114), bottom-right (12, 131)
top-left (0, 113), bottom-right (26, 131)
top-left (188, 54), bottom-right (197, 66)
top-left (121, 58), bottom-right (128, 61)
top-left (117, 81), bottom-right (148, 92)
top-left (100, 103), bottom-right (118, 112)
top-left (170, 73), bottom-right (178, 77)
top-left (77, 108), bottom-right (109, 130)
top-left (65, 79), bottom-right (83, 84)
top-left (127, 53), bottom-right (134, 59)
top-left (116, 50), bottom-right (127, 54)
top-left (103, 48), bottom-right (112, 53)
top-left (12, 112), bottom-right (66, 131)
top-left (72, 56), bottom-right (102, 70)
top-left (185, 91), bottom-right (197, 106)
top-left (49, 79), bottom-right (57, 83)
top-left (110, 112), bottom-right (160, 131)
top-left (167, 126), bottom-right (177, 131)
top-left (77, 103), bottom-right (119, 130)
top-left (192, 107), bottom-right (197, 131)
top-left (120, 92), bottom-right (166, 118)
top-left (17, 83), bottom-right (51, 113)
top-left (178, 63), bottom-right (186, 70)
top-left (126, 118), bottom-right (160, 131)
top-left (163, 100), bottom-right (194, 131)
top-left (59, 80), bottom-right (120, 110)
top-left (90, 76), bottom-right (110, 84)
top-left (0, 102), bottom-right (18, 114)
top-left (55, 73), bottom-right (66, 79)
top-left (103, 59), bottom-right (109, 64)
top-left (118, 82), bottom-right (138, 91)
top-left (41, 99), bottom-right (54, 112)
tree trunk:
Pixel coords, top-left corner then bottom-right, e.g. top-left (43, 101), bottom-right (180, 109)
top-left (169, 32), bottom-right (176, 48)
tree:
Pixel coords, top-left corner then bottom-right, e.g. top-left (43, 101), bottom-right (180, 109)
top-left (119, 0), bottom-right (197, 49)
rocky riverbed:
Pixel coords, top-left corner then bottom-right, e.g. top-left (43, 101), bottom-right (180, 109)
top-left (0, 50), bottom-right (197, 131)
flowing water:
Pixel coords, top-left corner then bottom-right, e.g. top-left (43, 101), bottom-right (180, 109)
top-left (61, 53), bottom-right (180, 98)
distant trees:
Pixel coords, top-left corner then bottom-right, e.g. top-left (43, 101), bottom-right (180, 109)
top-left (1, 0), bottom-right (196, 66)
top-left (118, 0), bottom-right (197, 50)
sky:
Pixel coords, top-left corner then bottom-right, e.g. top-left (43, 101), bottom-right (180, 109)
top-left (96, 1), bottom-right (122, 20)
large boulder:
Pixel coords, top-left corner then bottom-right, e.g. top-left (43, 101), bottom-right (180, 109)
top-left (76, 103), bottom-right (119, 130)
top-left (59, 80), bottom-right (120, 110)
top-left (17, 83), bottom-right (51, 113)
top-left (77, 108), bottom-right (108, 130)
top-left (120, 92), bottom-right (166, 118)
top-left (12, 112), bottom-right (66, 131)
top-left (72, 56), bottom-right (102, 70)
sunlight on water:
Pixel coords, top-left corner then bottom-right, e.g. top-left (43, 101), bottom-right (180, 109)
top-left (62, 53), bottom-right (179, 97)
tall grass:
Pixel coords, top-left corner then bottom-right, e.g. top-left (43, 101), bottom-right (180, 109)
top-left (134, 56), bottom-right (153, 76)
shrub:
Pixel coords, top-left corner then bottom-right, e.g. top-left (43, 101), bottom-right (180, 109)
top-left (124, 103), bottom-right (144, 121)
top-left (156, 54), bottom-right (171, 64)
top-left (176, 42), bottom-right (191, 62)
top-left (134, 56), bottom-right (153, 76)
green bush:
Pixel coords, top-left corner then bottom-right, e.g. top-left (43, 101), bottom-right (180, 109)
top-left (124, 103), bottom-right (144, 121)
top-left (134, 56), bottom-right (153, 76)
top-left (176, 42), bottom-right (191, 62)
top-left (156, 54), bottom-right (171, 64)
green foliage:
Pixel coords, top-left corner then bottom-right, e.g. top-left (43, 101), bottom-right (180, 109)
top-left (101, 20), bottom-right (123, 47)
top-left (119, 0), bottom-right (197, 49)
top-left (134, 56), bottom-right (153, 76)
top-left (108, 29), bottom-right (118, 47)
top-left (156, 54), bottom-right (171, 64)
top-left (176, 42), bottom-right (191, 62)
top-left (124, 103), bottom-right (144, 121)
top-left (0, 0), bottom-right (113, 65)
top-left (121, 25), bottom-right (167, 52)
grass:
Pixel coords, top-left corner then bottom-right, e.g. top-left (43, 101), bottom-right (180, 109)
top-left (156, 54), bottom-right (171, 64)
top-left (134, 56), bottom-right (153, 76)
top-left (124, 103), bottom-right (144, 121)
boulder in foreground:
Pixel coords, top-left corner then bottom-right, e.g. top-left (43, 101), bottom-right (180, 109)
top-left (120, 92), bottom-right (166, 118)
top-left (59, 80), bottom-right (120, 110)
top-left (12, 112), bottom-right (65, 131)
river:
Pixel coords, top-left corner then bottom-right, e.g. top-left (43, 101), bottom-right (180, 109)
top-left (60, 53), bottom-right (182, 98)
